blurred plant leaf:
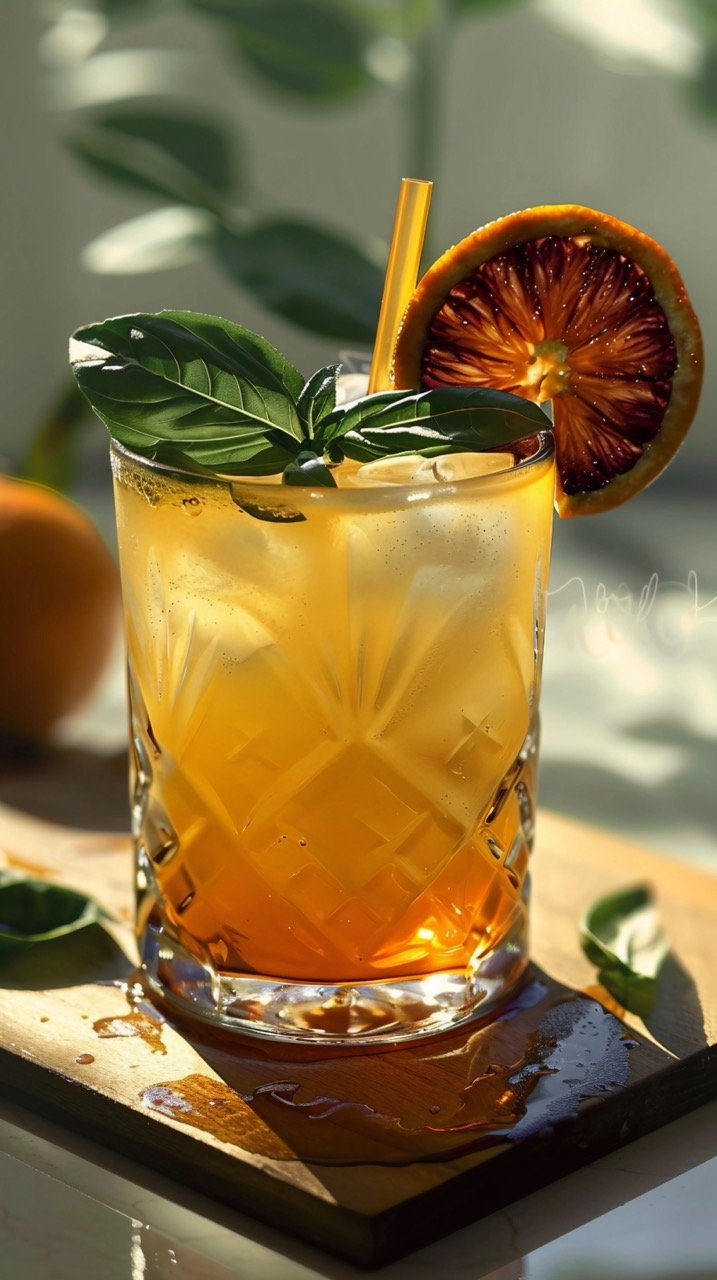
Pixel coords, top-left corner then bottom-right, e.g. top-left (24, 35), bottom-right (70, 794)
top-left (216, 218), bottom-right (384, 342)
top-left (47, 0), bottom-right (172, 23)
top-left (97, 0), bottom-right (173, 18)
top-left (21, 381), bottom-right (91, 491)
top-left (452, 0), bottom-right (527, 14)
top-left (679, 0), bottom-right (717, 43)
top-left (344, 0), bottom-right (438, 41)
top-left (684, 46), bottom-right (717, 122)
top-left (67, 109), bottom-right (237, 211)
top-left (82, 206), bottom-right (217, 274)
top-left (70, 310), bottom-right (306, 471)
top-left (89, 109), bottom-right (240, 197)
top-left (580, 885), bottom-right (668, 1018)
top-left (189, 0), bottom-right (375, 100)
top-left (0, 871), bottom-right (106, 959)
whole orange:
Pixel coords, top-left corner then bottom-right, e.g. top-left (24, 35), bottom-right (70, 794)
top-left (0, 476), bottom-right (121, 743)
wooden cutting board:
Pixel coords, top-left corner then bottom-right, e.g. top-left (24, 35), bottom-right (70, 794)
top-left (0, 754), bottom-right (715, 1268)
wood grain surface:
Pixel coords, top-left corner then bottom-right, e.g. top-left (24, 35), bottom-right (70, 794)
top-left (0, 752), bottom-right (715, 1267)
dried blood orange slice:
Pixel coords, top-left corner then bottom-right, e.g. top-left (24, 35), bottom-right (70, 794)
top-left (393, 205), bottom-right (702, 516)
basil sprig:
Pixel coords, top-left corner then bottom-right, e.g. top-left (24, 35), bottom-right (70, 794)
top-left (580, 884), bottom-right (668, 1018)
top-left (318, 386), bottom-right (550, 462)
top-left (70, 309), bottom-right (551, 486)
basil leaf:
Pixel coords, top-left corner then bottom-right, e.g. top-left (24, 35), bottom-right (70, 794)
top-left (70, 314), bottom-right (550, 477)
top-left (70, 311), bottom-right (306, 465)
top-left (296, 363), bottom-right (341, 437)
top-left (146, 434), bottom-right (298, 476)
top-left (282, 449), bottom-right (337, 488)
top-left (0, 872), bottom-right (104, 959)
top-left (580, 885), bottom-right (668, 1018)
top-left (318, 386), bottom-right (551, 459)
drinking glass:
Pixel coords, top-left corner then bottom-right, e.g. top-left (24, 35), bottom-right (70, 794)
top-left (112, 430), bottom-right (554, 1043)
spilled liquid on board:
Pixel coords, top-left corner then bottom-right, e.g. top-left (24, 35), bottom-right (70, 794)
top-left (139, 980), bottom-right (642, 1167)
top-left (93, 1011), bottom-right (167, 1055)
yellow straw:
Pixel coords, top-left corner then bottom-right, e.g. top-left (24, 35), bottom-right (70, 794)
top-left (367, 177), bottom-right (433, 394)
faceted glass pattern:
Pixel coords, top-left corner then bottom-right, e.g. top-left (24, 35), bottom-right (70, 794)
top-left (113, 438), bottom-right (554, 1042)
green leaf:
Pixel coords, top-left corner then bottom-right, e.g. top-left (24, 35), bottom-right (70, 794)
top-left (296, 363), bottom-right (341, 436)
top-left (21, 380), bottom-right (91, 492)
top-left (93, 108), bottom-right (239, 194)
top-left (684, 45), bottom-right (717, 123)
top-left (66, 107), bottom-right (239, 212)
top-left (42, 0), bottom-right (169, 23)
top-left (318, 386), bottom-right (551, 459)
top-left (150, 434), bottom-right (298, 476)
top-left (189, 0), bottom-right (375, 100)
top-left (283, 449), bottom-right (337, 487)
top-left (216, 219), bottom-right (384, 343)
top-left (0, 872), bottom-right (104, 959)
top-left (82, 206), bottom-right (217, 275)
top-left (680, 0), bottom-right (717, 43)
top-left (99, 0), bottom-right (174, 19)
top-left (580, 885), bottom-right (668, 1018)
top-left (96, 0), bottom-right (172, 20)
top-left (70, 310), bottom-right (306, 469)
top-left (69, 315), bottom-right (549, 479)
top-left (452, 0), bottom-right (527, 14)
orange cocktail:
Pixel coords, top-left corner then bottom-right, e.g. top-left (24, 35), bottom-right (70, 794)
top-left (73, 196), bottom-right (701, 1044)
top-left (113, 435), bottom-right (554, 1042)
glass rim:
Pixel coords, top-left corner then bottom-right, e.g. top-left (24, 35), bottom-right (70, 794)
top-left (110, 431), bottom-right (555, 506)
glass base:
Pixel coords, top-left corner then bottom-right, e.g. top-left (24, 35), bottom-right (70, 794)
top-left (139, 917), bottom-right (529, 1046)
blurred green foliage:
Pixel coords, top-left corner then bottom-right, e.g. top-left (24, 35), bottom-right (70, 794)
top-left (29, 0), bottom-right (717, 488)
top-left (42, 0), bottom-right (717, 345)
top-left (44, 0), bottom-right (519, 349)
top-left (31, 0), bottom-right (527, 485)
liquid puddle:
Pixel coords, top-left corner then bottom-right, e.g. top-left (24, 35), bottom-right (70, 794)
top-left (93, 1011), bottom-right (167, 1055)
top-left (140, 1078), bottom-right (300, 1162)
top-left (138, 983), bottom-right (644, 1167)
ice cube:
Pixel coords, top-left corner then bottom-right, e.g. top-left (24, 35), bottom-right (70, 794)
top-left (342, 454), bottom-right (436, 488)
top-left (339, 450), bottom-right (516, 489)
top-left (420, 451), bottom-right (515, 483)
